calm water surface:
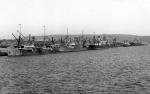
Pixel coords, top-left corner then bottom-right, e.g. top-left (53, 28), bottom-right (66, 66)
top-left (0, 46), bottom-right (150, 94)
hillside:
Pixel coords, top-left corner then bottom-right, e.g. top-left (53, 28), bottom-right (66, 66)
top-left (140, 36), bottom-right (150, 43)
top-left (15, 34), bottom-right (150, 44)
top-left (32, 34), bottom-right (141, 42)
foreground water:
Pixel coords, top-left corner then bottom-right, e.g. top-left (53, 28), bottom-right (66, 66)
top-left (0, 46), bottom-right (150, 94)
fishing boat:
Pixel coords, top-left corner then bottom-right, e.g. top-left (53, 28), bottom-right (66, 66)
top-left (0, 47), bottom-right (8, 56)
top-left (55, 28), bottom-right (88, 53)
top-left (7, 25), bottom-right (54, 56)
top-left (7, 45), bottom-right (53, 56)
top-left (87, 43), bottom-right (109, 50)
top-left (88, 35), bottom-right (109, 50)
top-left (122, 41), bottom-right (130, 47)
top-left (8, 45), bottom-right (36, 56)
top-left (56, 42), bottom-right (88, 53)
top-left (57, 46), bottom-right (88, 52)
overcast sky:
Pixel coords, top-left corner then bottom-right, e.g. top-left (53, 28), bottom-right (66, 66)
top-left (0, 0), bottom-right (150, 39)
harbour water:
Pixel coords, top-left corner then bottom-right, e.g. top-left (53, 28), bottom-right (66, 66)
top-left (0, 45), bottom-right (150, 94)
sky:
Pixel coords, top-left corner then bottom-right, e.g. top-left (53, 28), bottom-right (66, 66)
top-left (0, 0), bottom-right (150, 39)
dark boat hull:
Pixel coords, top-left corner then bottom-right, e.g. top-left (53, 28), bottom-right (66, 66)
top-left (88, 45), bottom-right (109, 50)
top-left (0, 48), bottom-right (8, 56)
top-left (0, 52), bottom-right (8, 56)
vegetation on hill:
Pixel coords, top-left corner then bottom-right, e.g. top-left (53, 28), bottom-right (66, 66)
top-left (32, 34), bottom-right (149, 43)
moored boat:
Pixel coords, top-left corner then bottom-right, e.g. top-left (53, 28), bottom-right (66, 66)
top-left (56, 44), bottom-right (88, 53)
top-left (0, 48), bottom-right (8, 56)
top-left (87, 44), bottom-right (109, 50)
top-left (7, 45), bottom-right (54, 56)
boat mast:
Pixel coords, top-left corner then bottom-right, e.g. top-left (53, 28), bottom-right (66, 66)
top-left (17, 30), bottom-right (28, 41)
top-left (12, 33), bottom-right (19, 42)
top-left (93, 32), bottom-right (96, 43)
top-left (67, 27), bottom-right (69, 38)
top-left (66, 27), bottom-right (69, 42)
top-left (19, 24), bottom-right (21, 34)
top-left (18, 24), bottom-right (22, 47)
top-left (43, 25), bottom-right (46, 42)
top-left (43, 25), bottom-right (46, 46)
top-left (82, 30), bottom-right (84, 39)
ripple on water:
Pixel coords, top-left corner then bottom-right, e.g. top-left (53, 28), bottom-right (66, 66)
top-left (0, 46), bottom-right (150, 94)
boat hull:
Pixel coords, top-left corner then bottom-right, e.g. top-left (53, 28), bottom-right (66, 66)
top-left (7, 47), bottom-right (54, 56)
top-left (57, 46), bottom-right (88, 53)
top-left (88, 45), bottom-right (109, 50)
top-left (0, 48), bottom-right (8, 56)
top-left (0, 52), bottom-right (8, 56)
